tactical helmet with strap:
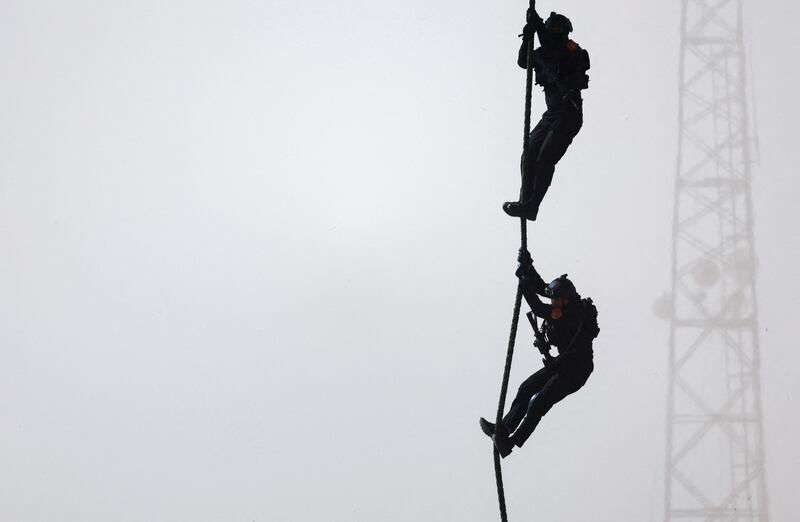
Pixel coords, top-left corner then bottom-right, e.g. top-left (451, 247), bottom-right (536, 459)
top-left (545, 12), bottom-right (573, 33)
top-left (544, 274), bottom-right (578, 300)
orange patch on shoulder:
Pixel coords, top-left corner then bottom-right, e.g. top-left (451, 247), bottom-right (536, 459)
top-left (566, 40), bottom-right (579, 52)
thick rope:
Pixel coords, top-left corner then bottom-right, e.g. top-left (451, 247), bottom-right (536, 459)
top-left (493, 285), bottom-right (524, 522)
top-left (493, 7), bottom-right (536, 520)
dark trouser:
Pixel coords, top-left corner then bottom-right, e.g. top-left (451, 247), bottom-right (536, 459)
top-left (502, 356), bottom-right (593, 447)
top-left (520, 104), bottom-right (583, 214)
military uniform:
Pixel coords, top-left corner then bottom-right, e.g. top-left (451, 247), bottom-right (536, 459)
top-left (482, 257), bottom-right (599, 456)
top-left (504, 11), bottom-right (591, 221)
top-left (503, 274), bottom-right (597, 448)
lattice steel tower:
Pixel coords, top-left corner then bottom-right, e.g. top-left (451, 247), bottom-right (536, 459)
top-left (664, 0), bottom-right (768, 520)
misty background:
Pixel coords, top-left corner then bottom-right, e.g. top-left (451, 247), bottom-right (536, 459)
top-left (1, 1), bottom-right (798, 521)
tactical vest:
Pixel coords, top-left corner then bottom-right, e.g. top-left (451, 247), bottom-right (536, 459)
top-left (532, 39), bottom-right (591, 93)
top-left (542, 297), bottom-right (599, 354)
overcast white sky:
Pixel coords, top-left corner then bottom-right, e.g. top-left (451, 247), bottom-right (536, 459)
top-left (1, 1), bottom-right (798, 521)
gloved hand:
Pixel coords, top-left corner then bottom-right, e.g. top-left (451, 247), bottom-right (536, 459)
top-left (522, 22), bottom-right (536, 38)
top-left (516, 248), bottom-right (534, 278)
top-left (522, 5), bottom-right (539, 37)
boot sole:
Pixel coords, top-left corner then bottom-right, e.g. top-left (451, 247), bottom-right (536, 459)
top-left (502, 203), bottom-right (538, 221)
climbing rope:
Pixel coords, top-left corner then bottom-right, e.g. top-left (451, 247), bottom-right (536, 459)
top-left (493, 4), bottom-right (536, 520)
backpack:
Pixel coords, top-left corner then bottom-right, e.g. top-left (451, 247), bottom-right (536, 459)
top-left (581, 298), bottom-right (600, 341)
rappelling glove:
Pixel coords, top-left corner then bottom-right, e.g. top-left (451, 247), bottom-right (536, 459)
top-left (522, 22), bottom-right (536, 38)
top-left (522, 5), bottom-right (542, 37)
top-left (526, 4), bottom-right (538, 23)
top-left (518, 248), bottom-right (532, 267)
top-left (516, 249), bottom-right (548, 294)
top-left (516, 249), bottom-right (534, 278)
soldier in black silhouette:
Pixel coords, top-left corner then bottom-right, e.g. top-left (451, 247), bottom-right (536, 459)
top-left (503, 6), bottom-right (590, 221)
top-left (480, 250), bottom-right (599, 457)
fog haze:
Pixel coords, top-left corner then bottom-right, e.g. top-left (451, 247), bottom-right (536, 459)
top-left (1, 1), bottom-right (798, 521)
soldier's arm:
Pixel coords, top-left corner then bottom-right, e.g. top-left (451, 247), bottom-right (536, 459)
top-left (517, 7), bottom-right (545, 68)
top-left (521, 285), bottom-right (553, 319)
top-left (516, 250), bottom-right (552, 317)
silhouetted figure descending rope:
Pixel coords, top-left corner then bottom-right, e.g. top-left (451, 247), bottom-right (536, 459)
top-left (486, 250), bottom-right (600, 520)
top-left (503, 6), bottom-right (591, 222)
top-left (483, 252), bottom-right (600, 456)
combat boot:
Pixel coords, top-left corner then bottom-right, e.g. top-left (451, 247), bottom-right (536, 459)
top-left (492, 425), bottom-right (514, 458)
top-left (503, 201), bottom-right (539, 221)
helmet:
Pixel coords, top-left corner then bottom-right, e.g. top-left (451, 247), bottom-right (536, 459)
top-left (545, 274), bottom-right (577, 300)
top-left (545, 12), bottom-right (573, 33)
